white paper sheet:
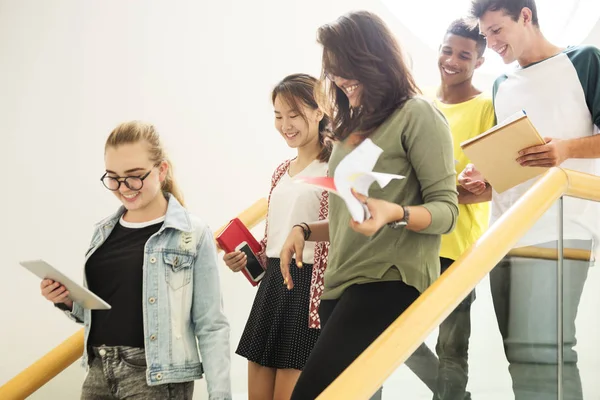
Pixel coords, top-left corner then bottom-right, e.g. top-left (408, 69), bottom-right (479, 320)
top-left (334, 139), bottom-right (405, 222)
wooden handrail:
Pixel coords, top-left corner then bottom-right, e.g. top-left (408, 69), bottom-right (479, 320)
top-left (0, 198), bottom-right (269, 400)
top-left (0, 331), bottom-right (85, 400)
top-left (317, 168), bottom-right (600, 399)
top-left (212, 198), bottom-right (268, 241)
top-left (507, 246), bottom-right (591, 261)
top-left (5, 168), bottom-right (598, 399)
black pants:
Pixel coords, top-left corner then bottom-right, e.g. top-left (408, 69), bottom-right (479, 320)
top-left (290, 280), bottom-right (420, 400)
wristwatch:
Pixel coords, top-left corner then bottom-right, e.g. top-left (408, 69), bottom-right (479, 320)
top-left (388, 206), bottom-right (409, 229)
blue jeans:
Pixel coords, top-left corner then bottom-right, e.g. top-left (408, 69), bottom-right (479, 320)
top-left (490, 240), bottom-right (590, 400)
top-left (405, 257), bottom-right (473, 400)
top-left (81, 346), bottom-right (194, 400)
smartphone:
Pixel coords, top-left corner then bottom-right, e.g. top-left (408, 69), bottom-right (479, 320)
top-left (235, 241), bottom-right (266, 283)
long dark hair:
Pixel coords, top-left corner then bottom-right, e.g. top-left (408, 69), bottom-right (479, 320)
top-left (271, 73), bottom-right (333, 162)
top-left (317, 11), bottom-right (420, 141)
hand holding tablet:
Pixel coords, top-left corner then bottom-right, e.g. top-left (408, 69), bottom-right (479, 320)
top-left (20, 259), bottom-right (111, 310)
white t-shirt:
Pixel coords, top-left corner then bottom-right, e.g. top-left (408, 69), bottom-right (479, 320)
top-left (491, 46), bottom-right (600, 247)
top-left (265, 160), bottom-right (328, 263)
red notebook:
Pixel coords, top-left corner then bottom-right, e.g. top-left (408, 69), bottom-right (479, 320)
top-left (216, 218), bottom-right (266, 286)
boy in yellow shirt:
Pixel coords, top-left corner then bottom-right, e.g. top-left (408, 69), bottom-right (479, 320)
top-left (414, 18), bottom-right (494, 400)
top-left (434, 18), bottom-right (494, 400)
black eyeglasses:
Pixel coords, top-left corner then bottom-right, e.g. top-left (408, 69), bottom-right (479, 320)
top-left (100, 169), bottom-right (153, 191)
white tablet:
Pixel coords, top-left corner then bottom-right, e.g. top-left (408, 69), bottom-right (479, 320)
top-left (20, 259), bottom-right (111, 310)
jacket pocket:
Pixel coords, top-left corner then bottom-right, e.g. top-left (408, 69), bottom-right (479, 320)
top-left (163, 252), bottom-right (194, 290)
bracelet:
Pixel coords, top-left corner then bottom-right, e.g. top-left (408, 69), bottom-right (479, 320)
top-left (293, 223), bottom-right (312, 241)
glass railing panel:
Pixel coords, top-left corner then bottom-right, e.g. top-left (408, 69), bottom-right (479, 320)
top-left (559, 195), bottom-right (599, 400)
top-left (361, 201), bottom-right (565, 399)
top-left (376, 274), bottom-right (519, 399)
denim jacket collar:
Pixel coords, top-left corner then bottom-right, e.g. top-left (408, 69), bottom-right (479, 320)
top-left (95, 193), bottom-right (193, 233)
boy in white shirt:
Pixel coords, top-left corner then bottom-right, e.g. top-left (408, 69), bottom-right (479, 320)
top-left (461, 1), bottom-right (600, 398)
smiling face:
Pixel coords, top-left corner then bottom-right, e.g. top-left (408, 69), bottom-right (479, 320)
top-left (273, 94), bottom-right (322, 149)
top-left (103, 141), bottom-right (168, 214)
top-left (328, 74), bottom-right (363, 108)
top-left (438, 33), bottom-right (484, 86)
top-left (479, 8), bottom-right (533, 64)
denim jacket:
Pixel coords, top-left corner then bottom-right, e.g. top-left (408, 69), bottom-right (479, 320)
top-left (62, 195), bottom-right (232, 400)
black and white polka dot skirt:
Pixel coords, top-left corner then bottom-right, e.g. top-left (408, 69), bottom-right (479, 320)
top-left (236, 258), bottom-right (320, 370)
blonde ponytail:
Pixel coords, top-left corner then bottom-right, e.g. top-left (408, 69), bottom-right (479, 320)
top-left (161, 159), bottom-right (185, 207)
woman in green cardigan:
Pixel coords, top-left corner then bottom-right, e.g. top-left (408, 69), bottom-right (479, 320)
top-left (279, 10), bottom-right (459, 400)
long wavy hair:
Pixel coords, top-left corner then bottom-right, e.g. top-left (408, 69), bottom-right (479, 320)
top-left (317, 11), bottom-right (421, 141)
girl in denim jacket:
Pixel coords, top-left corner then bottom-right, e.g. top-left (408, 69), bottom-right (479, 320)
top-left (222, 74), bottom-right (331, 400)
top-left (41, 121), bottom-right (231, 400)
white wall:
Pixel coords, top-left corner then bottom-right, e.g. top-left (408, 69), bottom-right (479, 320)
top-left (1, 1), bottom-right (599, 399)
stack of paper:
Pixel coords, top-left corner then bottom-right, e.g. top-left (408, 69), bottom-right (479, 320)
top-left (296, 139), bottom-right (404, 222)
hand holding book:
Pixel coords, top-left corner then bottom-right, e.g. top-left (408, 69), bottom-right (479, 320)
top-left (460, 110), bottom-right (548, 193)
top-left (516, 137), bottom-right (568, 168)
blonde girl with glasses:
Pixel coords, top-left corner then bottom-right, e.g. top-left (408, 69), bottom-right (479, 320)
top-left (40, 121), bottom-right (232, 400)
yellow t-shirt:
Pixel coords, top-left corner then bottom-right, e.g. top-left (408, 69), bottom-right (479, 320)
top-left (431, 92), bottom-right (495, 261)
